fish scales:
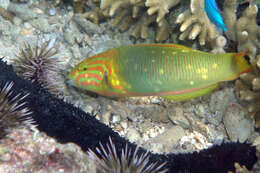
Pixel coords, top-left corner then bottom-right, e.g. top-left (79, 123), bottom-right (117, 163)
top-left (67, 44), bottom-right (251, 100)
top-left (115, 45), bottom-right (225, 93)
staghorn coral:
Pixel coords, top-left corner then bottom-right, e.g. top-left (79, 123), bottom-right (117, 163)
top-left (54, 0), bottom-right (88, 13)
top-left (175, 0), bottom-right (218, 46)
top-left (0, 82), bottom-right (34, 139)
top-left (131, 13), bottom-right (170, 41)
top-left (222, 0), bottom-right (237, 41)
top-left (102, 0), bottom-right (174, 41)
top-left (84, 0), bottom-right (142, 31)
top-left (88, 137), bottom-right (167, 173)
top-left (111, 6), bottom-right (136, 32)
top-left (145, 0), bottom-right (180, 23)
top-left (223, 0), bottom-right (260, 58)
top-left (54, 0), bottom-right (260, 47)
top-left (100, 0), bottom-right (149, 19)
top-left (83, 7), bottom-right (106, 24)
top-left (74, 0), bottom-right (88, 13)
top-left (100, 0), bottom-right (134, 17)
top-left (83, 0), bottom-right (177, 41)
top-left (55, 0), bottom-right (179, 41)
top-left (235, 54), bottom-right (260, 127)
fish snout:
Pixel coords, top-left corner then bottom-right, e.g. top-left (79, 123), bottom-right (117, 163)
top-left (66, 78), bottom-right (76, 87)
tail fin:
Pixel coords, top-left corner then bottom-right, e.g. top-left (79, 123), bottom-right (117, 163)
top-left (234, 51), bottom-right (251, 75)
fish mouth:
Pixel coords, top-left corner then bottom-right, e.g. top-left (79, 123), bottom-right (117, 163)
top-left (66, 78), bottom-right (76, 87)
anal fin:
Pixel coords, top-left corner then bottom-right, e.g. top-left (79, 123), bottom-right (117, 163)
top-left (163, 84), bottom-right (218, 101)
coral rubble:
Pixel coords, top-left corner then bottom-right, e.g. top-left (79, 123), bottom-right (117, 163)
top-left (0, 128), bottom-right (94, 172)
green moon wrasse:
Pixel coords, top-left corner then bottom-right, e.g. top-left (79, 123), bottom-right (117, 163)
top-left (66, 44), bottom-right (251, 100)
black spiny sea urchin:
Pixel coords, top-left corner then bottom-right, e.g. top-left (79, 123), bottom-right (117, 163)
top-left (88, 137), bottom-right (167, 173)
top-left (0, 82), bottom-right (34, 138)
top-left (12, 40), bottom-right (61, 95)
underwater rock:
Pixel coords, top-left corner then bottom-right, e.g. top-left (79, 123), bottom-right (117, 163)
top-left (223, 103), bottom-right (254, 143)
top-left (8, 2), bottom-right (37, 21)
top-left (126, 127), bottom-right (142, 143)
top-left (209, 87), bottom-right (236, 126)
top-left (168, 105), bottom-right (190, 129)
top-left (143, 125), bottom-right (186, 153)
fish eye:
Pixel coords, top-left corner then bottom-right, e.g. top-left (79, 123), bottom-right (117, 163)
top-left (244, 55), bottom-right (250, 64)
top-left (79, 67), bottom-right (88, 71)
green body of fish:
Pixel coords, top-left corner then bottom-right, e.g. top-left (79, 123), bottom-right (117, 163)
top-left (67, 44), bottom-right (251, 100)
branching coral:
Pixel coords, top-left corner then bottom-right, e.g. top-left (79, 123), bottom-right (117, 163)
top-left (100, 0), bottom-right (136, 17)
top-left (175, 0), bottom-right (218, 46)
top-left (55, 0), bottom-right (260, 50)
top-left (145, 0), bottom-right (180, 23)
top-left (83, 7), bottom-right (106, 24)
top-left (222, 0), bottom-right (237, 41)
top-left (226, 0), bottom-right (260, 127)
top-left (130, 13), bottom-right (170, 41)
top-left (223, 0), bottom-right (260, 58)
top-left (54, 0), bottom-right (88, 13)
top-left (111, 6), bottom-right (136, 32)
top-left (83, 0), bottom-right (178, 41)
top-left (74, 0), bottom-right (88, 13)
top-left (235, 4), bottom-right (260, 57)
top-left (235, 54), bottom-right (260, 127)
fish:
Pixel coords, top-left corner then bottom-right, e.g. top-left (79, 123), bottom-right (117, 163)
top-left (66, 44), bottom-right (251, 101)
top-left (204, 0), bottom-right (227, 31)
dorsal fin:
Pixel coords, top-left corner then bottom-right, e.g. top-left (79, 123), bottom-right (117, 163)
top-left (130, 44), bottom-right (201, 52)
